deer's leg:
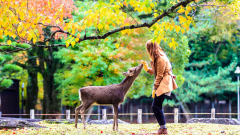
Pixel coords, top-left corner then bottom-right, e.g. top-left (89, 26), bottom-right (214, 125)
top-left (113, 104), bottom-right (119, 131)
top-left (75, 104), bottom-right (83, 128)
top-left (80, 102), bottom-right (93, 129)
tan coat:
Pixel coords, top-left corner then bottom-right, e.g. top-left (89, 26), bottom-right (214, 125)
top-left (147, 55), bottom-right (178, 96)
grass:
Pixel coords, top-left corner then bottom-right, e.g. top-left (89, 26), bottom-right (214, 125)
top-left (0, 122), bottom-right (240, 135)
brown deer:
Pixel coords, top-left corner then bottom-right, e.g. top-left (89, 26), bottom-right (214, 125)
top-left (75, 64), bottom-right (143, 131)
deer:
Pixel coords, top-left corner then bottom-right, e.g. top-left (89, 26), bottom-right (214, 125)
top-left (75, 64), bottom-right (143, 131)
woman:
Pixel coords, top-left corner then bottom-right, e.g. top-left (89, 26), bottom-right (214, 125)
top-left (141, 40), bottom-right (178, 135)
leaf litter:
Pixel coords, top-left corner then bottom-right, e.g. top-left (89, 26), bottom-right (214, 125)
top-left (0, 122), bottom-right (239, 135)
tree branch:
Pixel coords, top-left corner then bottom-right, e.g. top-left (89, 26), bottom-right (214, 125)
top-left (0, 0), bottom-right (195, 53)
top-left (0, 44), bottom-right (66, 54)
top-left (77, 0), bottom-right (195, 43)
top-left (191, 4), bottom-right (227, 7)
top-left (37, 23), bottom-right (62, 29)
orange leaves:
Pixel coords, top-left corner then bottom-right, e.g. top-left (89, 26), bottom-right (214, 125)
top-left (0, 0), bottom-right (76, 44)
top-left (123, 1), bottom-right (128, 7)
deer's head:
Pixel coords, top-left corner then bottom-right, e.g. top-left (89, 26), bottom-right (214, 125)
top-left (123, 64), bottom-right (143, 77)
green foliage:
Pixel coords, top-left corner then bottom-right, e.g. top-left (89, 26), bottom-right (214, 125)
top-left (0, 79), bottom-right (13, 88)
top-left (171, 7), bottom-right (240, 105)
top-left (0, 53), bottom-right (22, 89)
top-left (53, 1), bottom-right (192, 106)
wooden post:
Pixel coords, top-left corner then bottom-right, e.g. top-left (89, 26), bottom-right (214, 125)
top-left (130, 103), bottom-right (133, 123)
top-left (122, 104), bottom-right (124, 117)
top-left (137, 109), bottom-right (142, 124)
top-left (98, 106), bottom-right (100, 120)
top-left (229, 100), bottom-right (232, 119)
top-left (30, 109), bottom-right (34, 119)
top-left (211, 108), bottom-right (215, 118)
top-left (195, 103), bottom-right (198, 118)
top-left (174, 108), bottom-right (178, 123)
top-left (66, 110), bottom-right (70, 120)
top-left (145, 105), bottom-right (149, 123)
top-left (178, 106), bottom-right (181, 122)
top-left (102, 109), bottom-right (107, 120)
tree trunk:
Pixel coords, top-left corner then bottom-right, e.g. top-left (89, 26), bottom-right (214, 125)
top-left (38, 47), bottom-right (61, 119)
top-left (25, 48), bottom-right (39, 115)
top-left (179, 102), bottom-right (192, 121)
top-left (86, 106), bottom-right (94, 122)
top-left (175, 94), bottom-right (192, 121)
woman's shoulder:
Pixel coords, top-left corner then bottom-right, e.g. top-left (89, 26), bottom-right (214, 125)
top-left (156, 55), bottom-right (166, 63)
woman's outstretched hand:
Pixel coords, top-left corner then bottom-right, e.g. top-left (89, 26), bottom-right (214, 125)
top-left (141, 60), bottom-right (149, 72)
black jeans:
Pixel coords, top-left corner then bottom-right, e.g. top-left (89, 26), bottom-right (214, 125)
top-left (152, 94), bottom-right (167, 126)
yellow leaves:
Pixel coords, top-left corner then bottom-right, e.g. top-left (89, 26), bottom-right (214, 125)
top-left (175, 25), bottom-right (181, 34)
top-left (178, 8), bottom-right (185, 13)
top-left (20, 2), bottom-right (27, 8)
top-left (115, 43), bottom-right (119, 48)
top-left (147, 7), bottom-right (152, 13)
top-left (153, 13), bottom-right (158, 17)
top-left (66, 41), bottom-right (70, 48)
top-left (186, 6), bottom-right (192, 11)
top-left (169, 38), bottom-right (178, 50)
top-left (181, 29), bottom-right (185, 34)
top-left (0, 30), bottom-right (3, 38)
top-left (19, 11), bottom-right (25, 20)
top-left (98, 23), bottom-right (103, 30)
top-left (185, 10), bottom-right (189, 16)
top-left (75, 38), bottom-right (79, 42)
top-left (105, 24), bottom-right (109, 30)
top-left (150, 3), bottom-right (155, 8)
top-left (56, 19), bottom-right (60, 25)
top-left (33, 38), bottom-right (37, 44)
top-left (7, 40), bottom-right (11, 45)
top-left (71, 41), bottom-right (76, 47)
top-left (46, 18), bottom-right (51, 24)
top-left (169, 24), bottom-right (175, 31)
top-left (178, 16), bottom-right (187, 24)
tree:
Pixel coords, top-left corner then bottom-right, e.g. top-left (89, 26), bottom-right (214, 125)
top-left (0, 37), bottom-right (22, 89)
top-left (2, 0), bottom-right (238, 116)
top-left (0, 0), bottom-right (196, 52)
top-left (164, 2), bottom-right (240, 120)
top-left (0, 0), bottom-right (197, 115)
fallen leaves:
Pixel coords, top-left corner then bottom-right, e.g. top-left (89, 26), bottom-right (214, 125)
top-left (0, 122), bottom-right (240, 135)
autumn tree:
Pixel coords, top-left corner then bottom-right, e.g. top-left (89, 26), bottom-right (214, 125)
top-left (2, 0), bottom-right (239, 116)
top-left (163, 0), bottom-right (240, 120)
top-left (0, 0), bottom-right (197, 115)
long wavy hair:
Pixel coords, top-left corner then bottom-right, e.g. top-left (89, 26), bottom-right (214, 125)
top-left (146, 40), bottom-right (164, 61)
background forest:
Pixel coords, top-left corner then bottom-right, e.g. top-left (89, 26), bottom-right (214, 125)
top-left (0, 0), bottom-right (239, 121)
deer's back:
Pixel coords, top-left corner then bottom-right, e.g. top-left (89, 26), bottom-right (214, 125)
top-left (80, 85), bottom-right (125, 105)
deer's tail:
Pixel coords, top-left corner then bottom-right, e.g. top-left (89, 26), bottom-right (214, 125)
top-left (78, 89), bottom-right (82, 101)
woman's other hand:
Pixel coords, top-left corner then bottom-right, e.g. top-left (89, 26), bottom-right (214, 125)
top-left (141, 60), bottom-right (149, 72)
top-left (152, 89), bottom-right (156, 98)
